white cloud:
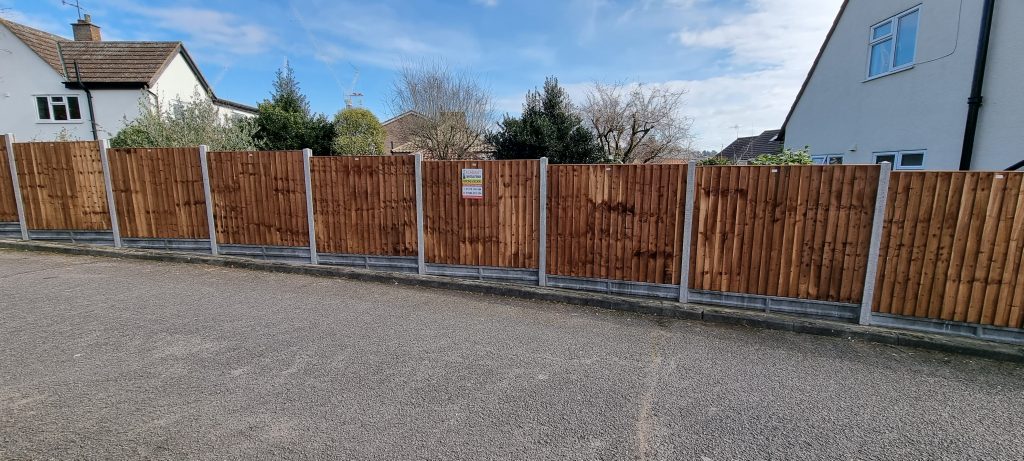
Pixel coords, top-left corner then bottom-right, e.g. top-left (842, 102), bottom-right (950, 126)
top-left (473, 0), bottom-right (499, 7)
top-left (126, 6), bottom-right (273, 55)
top-left (674, 0), bottom-right (844, 150)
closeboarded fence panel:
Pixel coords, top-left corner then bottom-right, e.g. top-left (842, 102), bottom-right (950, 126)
top-left (13, 141), bottom-right (110, 230)
top-left (0, 135), bottom-right (18, 222)
top-left (873, 172), bottom-right (1024, 329)
top-left (208, 150), bottom-right (309, 247)
top-left (311, 155), bottom-right (417, 256)
top-left (547, 164), bottom-right (688, 285)
top-left (108, 147), bottom-right (208, 239)
top-left (422, 160), bottom-right (539, 268)
top-left (690, 165), bottom-right (880, 303)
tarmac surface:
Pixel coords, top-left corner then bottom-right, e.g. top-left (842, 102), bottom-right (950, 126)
top-left (1, 250), bottom-right (1023, 460)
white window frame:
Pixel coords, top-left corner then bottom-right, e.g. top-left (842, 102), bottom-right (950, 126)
top-left (811, 154), bottom-right (844, 165)
top-left (866, 6), bottom-right (921, 80)
top-left (34, 94), bottom-right (84, 124)
top-left (874, 150), bottom-right (926, 170)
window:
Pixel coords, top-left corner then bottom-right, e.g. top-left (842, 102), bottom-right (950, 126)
top-left (811, 154), bottom-right (844, 165)
top-left (35, 95), bottom-right (82, 122)
top-left (868, 7), bottom-right (920, 78)
top-left (874, 151), bottom-right (925, 170)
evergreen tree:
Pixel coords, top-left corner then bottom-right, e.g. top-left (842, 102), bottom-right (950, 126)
top-left (489, 77), bottom-right (603, 164)
top-left (254, 62), bottom-right (335, 154)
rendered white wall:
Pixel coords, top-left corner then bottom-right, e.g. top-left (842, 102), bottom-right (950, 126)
top-left (150, 53), bottom-right (205, 105)
top-left (971, 0), bottom-right (1024, 171)
top-left (785, 0), bottom-right (988, 170)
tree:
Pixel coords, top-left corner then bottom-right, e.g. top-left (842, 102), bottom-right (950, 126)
top-left (332, 108), bottom-right (386, 155)
top-left (489, 77), bottom-right (603, 164)
top-left (110, 92), bottom-right (258, 151)
top-left (581, 82), bottom-right (695, 164)
top-left (254, 62), bottom-right (335, 155)
top-left (389, 60), bottom-right (493, 160)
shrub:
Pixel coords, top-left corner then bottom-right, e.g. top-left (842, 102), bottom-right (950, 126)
top-left (749, 147), bottom-right (812, 165)
top-left (698, 156), bottom-right (733, 166)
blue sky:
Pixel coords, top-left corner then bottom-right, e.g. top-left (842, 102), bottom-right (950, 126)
top-left (2, 0), bottom-right (843, 150)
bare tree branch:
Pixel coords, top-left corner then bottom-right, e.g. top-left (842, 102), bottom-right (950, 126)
top-left (388, 60), bottom-right (493, 160)
top-left (582, 82), bottom-right (695, 163)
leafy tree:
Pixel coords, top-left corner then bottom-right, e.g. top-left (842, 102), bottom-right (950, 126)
top-left (489, 77), bottom-right (603, 164)
top-left (110, 93), bottom-right (258, 151)
top-left (749, 146), bottom-right (812, 165)
top-left (332, 108), bottom-right (386, 155)
top-left (253, 62), bottom-right (335, 155)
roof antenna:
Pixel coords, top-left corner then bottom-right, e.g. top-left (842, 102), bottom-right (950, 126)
top-left (62, 0), bottom-right (85, 20)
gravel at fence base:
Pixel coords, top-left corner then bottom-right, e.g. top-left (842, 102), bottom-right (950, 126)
top-left (1, 250), bottom-right (1023, 460)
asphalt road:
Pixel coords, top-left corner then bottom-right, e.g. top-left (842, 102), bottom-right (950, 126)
top-left (1, 250), bottom-right (1023, 460)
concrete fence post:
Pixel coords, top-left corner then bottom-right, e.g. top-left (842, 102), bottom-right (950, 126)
top-left (98, 139), bottom-right (122, 248)
top-left (538, 157), bottom-right (548, 287)
top-left (859, 162), bottom-right (892, 325)
top-left (199, 145), bottom-right (219, 256)
top-left (414, 153), bottom-right (426, 275)
top-left (4, 133), bottom-right (28, 240)
top-left (302, 148), bottom-right (318, 265)
top-left (678, 161), bottom-right (697, 303)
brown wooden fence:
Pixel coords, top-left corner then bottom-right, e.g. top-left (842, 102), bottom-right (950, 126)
top-left (548, 164), bottom-right (688, 285)
top-left (690, 165), bottom-right (880, 304)
top-left (422, 160), bottom-right (539, 268)
top-left (108, 147), bottom-right (208, 239)
top-left (873, 172), bottom-right (1024, 329)
top-left (0, 135), bottom-right (18, 222)
top-left (207, 150), bottom-right (309, 247)
top-left (13, 141), bottom-right (110, 230)
top-left (311, 155), bottom-right (417, 256)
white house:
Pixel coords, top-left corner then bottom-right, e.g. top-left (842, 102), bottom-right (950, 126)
top-left (0, 15), bottom-right (256, 142)
top-left (781, 0), bottom-right (1023, 171)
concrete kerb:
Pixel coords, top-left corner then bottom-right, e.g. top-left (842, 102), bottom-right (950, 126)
top-left (1, 239), bottom-right (1022, 364)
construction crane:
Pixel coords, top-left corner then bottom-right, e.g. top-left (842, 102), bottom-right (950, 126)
top-left (344, 64), bottom-right (363, 108)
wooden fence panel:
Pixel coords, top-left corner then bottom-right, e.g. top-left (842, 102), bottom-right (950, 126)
top-left (690, 165), bottom-right (880, 303)
top-left (208, 150), bottom-right (309, 247)
top-left (0, 135), bottom-right (18, 222)
top-left (422, 160), bottom-right (539, 268)
top-left (13, 141), bottom-right (110, 230)
top-left (107, 147), bottom-right (208, 239)
top-left (547, 164), bottom-right (688, 284)
top-left (311, 155), bottom-right (417, 256)
top-left (873, 171), bottom-right (1024, 329)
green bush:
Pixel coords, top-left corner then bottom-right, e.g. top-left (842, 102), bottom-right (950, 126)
top-left (748, 147), bottom-right (812, 165)
top-left (698, 156), bottom-right (733, 166)
top-left (110, 93), bottom-right (258, 151)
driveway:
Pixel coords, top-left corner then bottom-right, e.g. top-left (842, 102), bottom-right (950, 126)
top-left (1, 250), bottom-right (1022, 460)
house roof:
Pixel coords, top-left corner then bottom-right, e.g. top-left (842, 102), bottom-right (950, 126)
top-left (0, 17), bottom-right (254, 113)
top-left (719, 129), bottom-right (783, 162)
top-left (59, 40), bottom-right (183, 85)
top-left (778, 0), bottom-right (850, 140)
top-left (382, 110), bottom-right (425, 126)
top-left (0, 17), bottom-right (66, 75)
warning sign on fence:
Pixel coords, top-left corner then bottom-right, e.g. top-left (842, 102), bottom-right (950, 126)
top-left (461, 168), bottom-right (483, 199)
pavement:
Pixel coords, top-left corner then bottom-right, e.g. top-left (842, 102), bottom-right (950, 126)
top-left (1, 250), bottom-right (1023, 460)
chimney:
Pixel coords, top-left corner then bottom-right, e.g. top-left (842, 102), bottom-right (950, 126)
top-left (71, 14), bottom-right (101, 42)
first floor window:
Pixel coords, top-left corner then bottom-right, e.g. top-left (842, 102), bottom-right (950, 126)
top-left (811, 154), bottom-right (844, 165)
top-left (875, 151), bottom-right (925, 170)
top-left (868, 7), bottom-right (920, 78)
top-left (35, 95), bottom-right (82, 121)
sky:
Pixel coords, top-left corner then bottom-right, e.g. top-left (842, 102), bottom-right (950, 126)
top-left (1, 0), bottom-right (844, 151)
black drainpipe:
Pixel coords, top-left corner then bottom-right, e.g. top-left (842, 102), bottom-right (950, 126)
top-left (74, 61), bottom-right (100, 141)
top-left (959, 0), bottom-right (996, 171)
